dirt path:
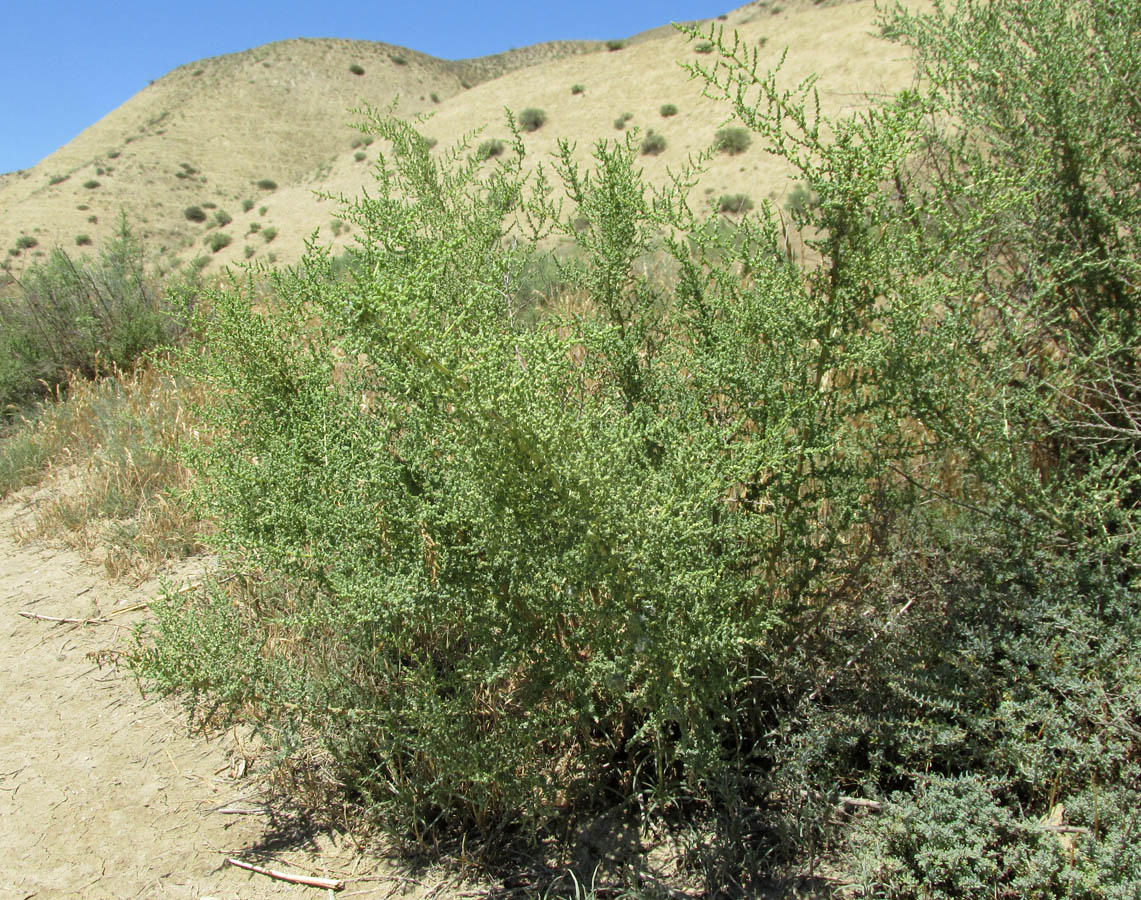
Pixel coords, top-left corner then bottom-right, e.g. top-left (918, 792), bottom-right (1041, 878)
top-left (0, 491), bottom-right (413, 900)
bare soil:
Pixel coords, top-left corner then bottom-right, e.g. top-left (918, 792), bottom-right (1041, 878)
top-left (0, 489), bottom-right (425, 900)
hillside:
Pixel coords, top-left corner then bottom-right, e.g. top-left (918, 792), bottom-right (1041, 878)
top-left (0, 0), bottom-right (910, 277)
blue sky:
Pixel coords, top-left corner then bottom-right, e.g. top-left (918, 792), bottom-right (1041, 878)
top-left (0, 1), bottom-right (729, 174)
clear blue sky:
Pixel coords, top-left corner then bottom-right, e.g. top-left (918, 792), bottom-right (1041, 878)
top-left (0, 1), bottom-right (728, 174)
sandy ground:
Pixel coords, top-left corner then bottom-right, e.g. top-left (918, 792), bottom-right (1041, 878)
top-left (0, 491), bottom-right (423, 900)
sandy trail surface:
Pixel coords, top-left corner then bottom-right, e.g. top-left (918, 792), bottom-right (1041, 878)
top-left (0, 491), bottom-right (409, 900)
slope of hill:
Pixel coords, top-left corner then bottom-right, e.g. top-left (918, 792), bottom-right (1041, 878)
top-left (0, 0), bottom-right (910, 276)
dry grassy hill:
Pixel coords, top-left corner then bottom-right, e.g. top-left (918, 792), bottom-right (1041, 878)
top-left (0, 0), bottom-right (915, 277)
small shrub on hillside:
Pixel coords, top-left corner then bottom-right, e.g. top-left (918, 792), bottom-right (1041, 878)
top-left (641, 130), bottom-right (667, 155)
top-left (204, 232), bottom-right (232, 253)
top-left (260, 226), bottom-right (277, 243)
top-left (75, 234), bottom-right (92, 246)
top-left (659, 103), bottom-right (678, 117)
top-left (247, 222), bottom-right (261, 234)
top-left (184, 206), bottom-right (207, 222)
top-left (718, 192), bottom-right (753, 213)
top-left (606, 38), bottom-right (626, 51)
top-left (76, 204), bottom-right (89, 211)
top-left (48, 174), bottom-right (68, 186)
top-left (714, 127), bottom-right (751, 154)
top-left (354, 151), bottom-right (367, 162)
top-left (614, 112), bottom-right (633, 130)
top-left (83, 180), bottom-right (101, 189)
top-left (241, 198), bottom-right (254, 212)
top-left (430, 92), bottom-right (440, 103)
top-left (695, 40), bottom-right (715, 53)
top-left (518, 107), bottom-right (547, 132)
top-left (87, 215), bottom-right (98, 224)
top-left (784, 182), bottom-right (817, 220)
top-left (243, 245), bottom-right (256, 259)
top-left (390, 54), bottom-right (408, 66)
top-left (201, 201), bottom-right (216, 209)
top-left (475, 138), bottom-right (505, 161)
top-left (107, 149), bottom-right (121, 159)
top-left (258, 205), bottom-right (267, 216)
top-left (349, 64), bottom-right (365, 76)
top-left (571, 84), bottom-right (585, 95)
top-left (15, 235), bottom-right (38, 250)
top-left (255, 179), bottom-right (277, 191)
top-left (212, 210), bottom-right (232, 228)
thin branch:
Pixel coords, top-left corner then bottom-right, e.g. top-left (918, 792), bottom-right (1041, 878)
top-left (226, 857), bottom-right (344, 891)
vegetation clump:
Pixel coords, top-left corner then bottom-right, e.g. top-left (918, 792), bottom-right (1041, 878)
top-left (659, 103), bottom-right (678, 117)
top-left (714, 126), bottom-right (751, 154)
top-left (120, 2), bottom-right (1141, 896)
top-left (255, 178), bottom-right (277, 191)
top-left (204, 232), bottom-right (232, 253)
top-left (475, 138), bottom-right (505, 161)
top-left (518, 107), bottom-right (547, 132)
top-left (0, 217), bottom-right (180, 412)
top-left (348, 64), bottom-right (365, 76)
top-left (183, 206), bottom-right (206, 223)
top-left (640, 129), bottom-right (667, 155)
top-left (717, 192), bottom-right (753, 213)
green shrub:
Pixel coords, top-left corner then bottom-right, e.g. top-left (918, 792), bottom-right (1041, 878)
top-left (640, 129), bottom-right (667, 155)
top-left (48, 174), bottom-right (68, 186)
top-left (247, 222), bottom-right (261, 234)
top-left (717, 192), bottom-right (753, 213)
top-left (15, 235), bottom-right (38, 250)
top-left (390, 54), bottom-right (407, 66)
top-left (354, 151), bottom-right (367, 162)
top-left (0, 216), bottom-right (181, 412)
top-left (260, 226), bottom-right (277, 243)
top-left (201, 201), bottom-right (216, 209)
top-left (518, 107), bottom-right (547, 132)
top-left (430, 92), bottom-right (440, 103)
top-left (83, 179), bottom-right (101, 189)
top-left (784, 182), bottom-right (816, 219)
top-left (571, 84), bottom-right (585, 95)
top-left (349, 64), bottom-right (365, 75)
top-left (606, 39), bottom-right (626, 51)
top-left (714, 126), bottom-right (751, 154)
top-left (184, 206), bottom-right (206, 222)
top-left (258, 205), bottom-right (267, 216)
top-left (75, 234), bottom-right (92, 246)
top-left (87, 215), bottom-right (98, 224)
top-left (204, 232), bottom-right (232, 253)
top-left (255, 179), bottom-right (277, 191)
top-left (243, 245), bottom-right (256, 259)
top-left (107, 149), bottom-right (121, 159)
top-left (212, 210), bottom-right (232, 228)
top-left (140, 110), bottom-right (952, 845)
top-left (135, 2), bottom-right (1141, 890)
top-left (695, 40), bottom-right (715, 53)
top-left (475, 138), bottom-right (505, 161)
top-left (614, 112), bottom-right (633, 130)
top-left (241, 198), bottom-right (254, 212)
top-left (659, 103), bottom-right (678, 117)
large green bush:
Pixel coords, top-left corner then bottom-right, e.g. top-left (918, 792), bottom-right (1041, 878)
top-left (143, 112), bottom-right (946, 839)
top-left (139, 1), bottom-right (1139, 890)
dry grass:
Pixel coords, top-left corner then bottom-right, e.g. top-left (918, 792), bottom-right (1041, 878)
top-left (1, 363), bottom-right (208, 581)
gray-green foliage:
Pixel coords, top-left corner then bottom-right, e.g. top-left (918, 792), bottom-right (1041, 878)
top-left (0, 216), bottom-right (181, 413)
top-left (143, 109), bottom-right (945, 839)
top-left (139, 0), bottom-right (1140, 887)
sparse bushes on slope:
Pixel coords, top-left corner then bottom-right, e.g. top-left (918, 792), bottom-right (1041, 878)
top-left (640, 129), bottom-right (667, 155)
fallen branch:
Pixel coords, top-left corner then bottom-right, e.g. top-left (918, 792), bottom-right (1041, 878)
top-left (1040, 824), bottom-right (1092, 835)
top-left (19, 611), bottom-right (108, 626)
top-left (226, 857), bottom-right (344, 891)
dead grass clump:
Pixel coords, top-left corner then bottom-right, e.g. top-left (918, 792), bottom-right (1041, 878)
top-left (2, 363), bottom-right (209, 580)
